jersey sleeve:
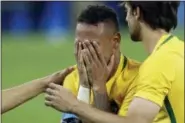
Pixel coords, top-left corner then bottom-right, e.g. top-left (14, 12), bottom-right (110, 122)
top-left (63, 69), bottom-right (78, 96)
top-left (134, 53), bottom-right (175, 107)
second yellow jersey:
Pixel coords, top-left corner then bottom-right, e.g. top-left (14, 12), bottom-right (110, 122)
top-left (135, 34), bottom-right (184, 123)
top-left (63, 54), bottom-right (170, 123)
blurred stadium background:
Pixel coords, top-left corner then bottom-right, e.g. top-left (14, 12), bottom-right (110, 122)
top-left (1, 1), bottom-right (184, 123)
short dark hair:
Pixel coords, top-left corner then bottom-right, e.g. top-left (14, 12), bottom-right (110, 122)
top-left (77, 5), bottom-right (119, 32)
top-left (124, 1), bottom-right (180, 32)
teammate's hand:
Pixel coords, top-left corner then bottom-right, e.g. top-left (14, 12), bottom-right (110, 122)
top-left (41, 67), bottom-right (74, 86)
top-left (45, 83), bottom-right (78, 112)
top-left (75, 40), bottom-right (90, 88)
top-left (82, 40), bottom-right (115, 92)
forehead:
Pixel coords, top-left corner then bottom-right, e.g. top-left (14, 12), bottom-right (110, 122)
top-left (75, 23), bottom-right (107, 42)
top-left (75, 22), bottom-right (116, 43)
top-left (76, 23), bottom-right (104, 35)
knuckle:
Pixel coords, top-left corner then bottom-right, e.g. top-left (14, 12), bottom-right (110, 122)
top-left (46, 88), bottom-right (50, 93)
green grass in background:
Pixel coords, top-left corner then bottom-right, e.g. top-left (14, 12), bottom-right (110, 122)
top-left (2, 29), bottom-right (184, 123)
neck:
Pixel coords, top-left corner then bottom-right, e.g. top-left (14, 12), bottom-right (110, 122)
top-left (140, 25), bottom-right (168, 54)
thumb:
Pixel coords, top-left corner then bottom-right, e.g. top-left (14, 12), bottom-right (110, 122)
top-left (55, 66), bottom-right (75, 85)
top-left (48, 83), bottom-right (61, 90)
top-left (60, 66), bottom-right (75, 79)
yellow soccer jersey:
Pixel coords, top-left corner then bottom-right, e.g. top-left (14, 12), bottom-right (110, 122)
top-left (63, 54), bottom-right (170, 123)
top-left (134, 34), bottom-right (184, 123)
top-left (111, 59), bottom-right (170, 123)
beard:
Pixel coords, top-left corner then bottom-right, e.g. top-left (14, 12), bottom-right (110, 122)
top-left (129, 22), bottom-right (142, 42)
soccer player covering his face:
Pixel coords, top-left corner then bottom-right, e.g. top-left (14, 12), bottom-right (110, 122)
top-left (45, 5), bottom-right (171, 123)
top-left (60, 5), bottom-right (141, 123)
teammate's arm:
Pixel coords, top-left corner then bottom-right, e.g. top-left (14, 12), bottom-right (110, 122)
top-left (45, 83), bottom-right (161, 123)
top-left (2, 67), bottom-right (73, 114)
top-left (2, 79), bottom-right (45, 114)
top-left (75, 97), bottom-right (160, 123)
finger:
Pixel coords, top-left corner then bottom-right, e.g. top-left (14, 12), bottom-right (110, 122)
top-left (82, 50), bottom-right (92, 82)
top-left (84, 40), bottom-right (99, 64)
top-left (82, 54), bottom-right (89, 83)
top-left (78, 42), bottom-right (82, 58)
top-left (45, 94), bottom-right (55, 101)
top-left (92, 41), bottom-right (106, 65)
top-left (77, 42), bottom-right (82, 69)
top-left (67, 66), bottom-right (75, 73)
top-left (60, 67), bottom-right (75, 80)
top-left (61, 67), bottom-right (75, 75)
top-left (50, 66), bottom-right (75, 86)
top-left (82, 50), bottom-right (91, 67)
top-left (78, 51), bottom-right (84, 74)
top-left (74, 39), bottom-right (79, 61)
top-left (45, 88), bottom-right (57, 95)
top-left (48, 83), bottom-right (61, 90)
top-left (45, 100), bottom-right (53, 107)
top-left (82, 42), bottom-right (93, 63)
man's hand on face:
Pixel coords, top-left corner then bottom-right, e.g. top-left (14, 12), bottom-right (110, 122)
top-left (75, 40), bottom-right (90, 88)
top-left (82, 40), bottom-right (115, 92)
top-left (45, 83), bottom-right (78, 113)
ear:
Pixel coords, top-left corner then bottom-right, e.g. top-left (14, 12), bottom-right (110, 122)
top-left (112, 32), bottom-right (121, 50)
top-left (135, 6), bottom-right (141, 20)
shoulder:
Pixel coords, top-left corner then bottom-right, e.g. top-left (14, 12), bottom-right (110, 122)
top-left (118, 58), bottom-right (140, 90)
top-left (126, 57), bottom-right (141, 72)
top-left (139, 46), bottom-right (177, 84)
top-left (123, 57), bottom-right (141, 79)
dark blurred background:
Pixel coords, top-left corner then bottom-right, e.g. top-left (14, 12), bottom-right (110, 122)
top-left (2, 1), bottom-right (184, 38)
top-left (1, 1), bottom-right (184, 123)
top-left (2, 1), bottom-right (127, 38)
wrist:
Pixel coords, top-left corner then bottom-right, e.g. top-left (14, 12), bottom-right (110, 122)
top-left (80, 80), bottom-right (91, 88)
top-left (70, 99), bottom-right (82, 114)
top-left (77, 86), bottom-right (90, 103)
top-left (80, 83), bottom-right (90, 88)
top-left (92, 84), bottom-right (107, 94)
top-left (35, 78), bottom-right (48, 91)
